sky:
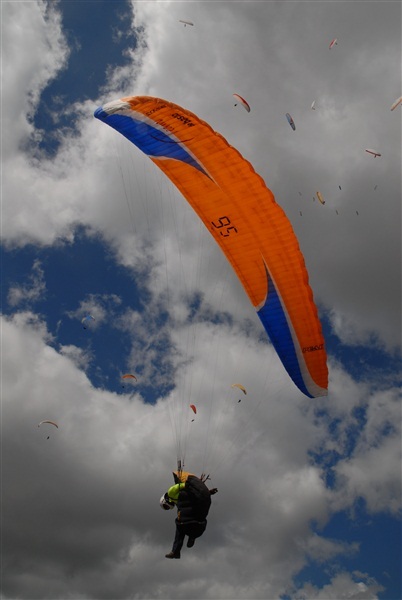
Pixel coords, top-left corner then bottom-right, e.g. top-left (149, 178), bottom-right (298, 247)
top-left (1, 1), bottom-right (401, 599)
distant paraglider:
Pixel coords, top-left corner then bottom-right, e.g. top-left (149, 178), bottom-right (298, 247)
top-left (232, 383), bottom-right (247, 402)
top-left (81, 314), bottom-right (95, 329)
top-left (121, 373), bottom-right (137, 387)
top-left (365, 149), bottom-right (381, 158)
top-left (329, 38), bottom-right (338, 49)
top-left (190, 404), bottom-right (197, 421)
top-left (390, 96), bottom-right (402, 111)
top-left (38, 420), bottom-right (58, 439)
top-left (38, 420), bottom-right (58, 429)
top-left (231, 383), bottom-right (247, 395)
top-left (233, 94), bottom-right (250, 112)
top-left (316, 191), bottom-right (325, 205)
top-left (179, 19), bottom-right (194, 27)
top-left (286, 113), bottom-right (296, 130)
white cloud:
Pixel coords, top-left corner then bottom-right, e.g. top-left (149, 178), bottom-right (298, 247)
top-left (0, 308), bottom-right (380, 600)
top-left (7, 259), bottom-right (46, 306)
top-left (333, 433), bottom-right (401, 516)
top-left (1, 1), bottom-right (401, 598)
top-left (65, 293), bottom-right (122, 327)
top-left (2, 0), bottom-right (69, 157)
top-left (291, 571), bottom-right (384, 599)
top-left (2, 0), bottom-right (400, 351)
top-left (59, 343), bottom-right (93, 371)
top-left (302, 533), bottom-right (359, 563)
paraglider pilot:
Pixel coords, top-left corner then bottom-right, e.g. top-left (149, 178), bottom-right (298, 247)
top-left (160, 475), bottom-right (218, 559)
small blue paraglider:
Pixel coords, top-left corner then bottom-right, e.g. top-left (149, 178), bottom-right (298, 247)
top-left (81, 314), bottom-right (95, 330)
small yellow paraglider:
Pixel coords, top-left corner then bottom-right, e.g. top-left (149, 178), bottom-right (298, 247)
top-left (390, 96), bottom-right (402, 111)
top-left (316, 191), bottom-right (325, 205)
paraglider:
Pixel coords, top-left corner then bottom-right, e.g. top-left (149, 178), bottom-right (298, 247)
top-left (38, 420), bottom-right (58, 428)
top-left (231, 383), bottom-right (247, 395)
top-left (365, 149), bottom-right (381, 157)
top-left (122, 373), bottom-right (137, 381)
top-left (316, 191), bottom-right (325, 205)
top-left (233, 94), bottom-right (250, 112)
top-left (190, 404), bottom-right (197, 421)
top-left (38, 420), bottom-right (58, 439)
top-left (231, 383), bottom-right (247, 402)
top-left (94, 96), bottom-right (328, 399)
top-left (121, 373), bottom-right (137, 387)
top-left (329, 38), bottom-right (338, 49)
top-left (390, 96), bottom-right (402, 111)
top-left (311, 101), bottom-right (316, 110)
top-left (81, 314), bottom-right (95, 329)
top-left (160, 472), bottom-right (218, 558)
top-left (179, 19), bottom-right (194, 27)
top-left (286, 113), bottom-right (296, 130)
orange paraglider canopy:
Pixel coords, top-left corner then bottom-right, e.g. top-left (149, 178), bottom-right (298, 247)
top-left (95, 96), bottom-right (328, 398)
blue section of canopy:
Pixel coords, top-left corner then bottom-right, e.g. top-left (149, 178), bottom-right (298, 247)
top-left (257, 267), bottom-right (311, 398)
top-left (94, 109), bottom-right (208, 176)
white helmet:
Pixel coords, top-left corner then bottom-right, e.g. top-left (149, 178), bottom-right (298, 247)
top-left (160, 493), bottom-right (175, 510)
